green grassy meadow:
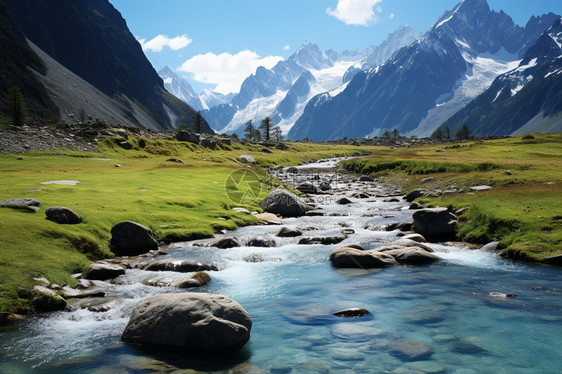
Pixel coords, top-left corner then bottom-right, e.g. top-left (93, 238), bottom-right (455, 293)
top-left (341, 133), bottom-right (562, 262)
top-left (0, 137), bottom-right (371, 312)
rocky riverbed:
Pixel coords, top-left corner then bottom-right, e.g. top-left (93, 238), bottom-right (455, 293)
top-left (1, 158), bottom-right (561, 374)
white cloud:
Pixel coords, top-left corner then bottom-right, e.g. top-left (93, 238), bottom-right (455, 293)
top-left (389, 13), bottom-right (395, 19)
top-left (326, 0), bottom-right (383, 26)
top-left (178, 50), bottom-right (283, 94)
top-left (283, 44), bottom-right (291, 50)
top-left (138, 34), bottom-right (192, 52)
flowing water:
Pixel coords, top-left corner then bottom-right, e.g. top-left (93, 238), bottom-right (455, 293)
top-left (1, 159), bottom-right (561, 373)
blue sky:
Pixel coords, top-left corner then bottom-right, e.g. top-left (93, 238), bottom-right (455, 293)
top-left (109, 0), bottom-right (562, 94)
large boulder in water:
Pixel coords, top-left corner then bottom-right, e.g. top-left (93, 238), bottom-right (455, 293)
top-left (110, 221), bottom-right (158, 256)
top-left (329, 247), bottom-right (397, 268)
top-left (412, 208), bottom-right (457, 241)
top-left (122, 293), bottom-right (252, 354)
top-left (84, 263), bottom-right (126, 280)
top-left (259, 187), bottom-right (307, 217)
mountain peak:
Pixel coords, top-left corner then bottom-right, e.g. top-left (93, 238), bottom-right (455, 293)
top-left (289, 41), bottom-right (332, 70)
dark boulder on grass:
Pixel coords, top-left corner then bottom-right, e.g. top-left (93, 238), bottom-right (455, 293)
top-left (412, 208), bottom-right (457, 241)
top-left (84, 263), bottom-right (126, 280)
top-left (259, 187), bottom-right (307, 217)
top-left (0, 198), bottom-right (42, 212)
top-left (175, 131), bottom-right (200, 144)
top-left (110, 221), bottom-right (158, 256)
top-left (359, 176), bottom-right (374, 182)
top-left (45, 206), bottom-right (81, 224)
top-left (122, 293), bottom-right (252, 354)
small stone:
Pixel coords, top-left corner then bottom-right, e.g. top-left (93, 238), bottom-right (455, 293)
top-left (337, 197), bottom-right (352, 205)
top-left (470, 185), bottom-right (493, 192)
top-left (211, 237), bottom-right (241, 249)
top-left (239, 155), bottom-right (256, 163)
top-left (333, 308), bottom-right (370, 317)
top-left (166, 158), bottom-right (184, 163)
top-left (276, 226), bottom-right (302, 237)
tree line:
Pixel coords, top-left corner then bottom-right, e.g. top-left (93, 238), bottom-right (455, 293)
top-left (243, 117), bottom-right (282, 142)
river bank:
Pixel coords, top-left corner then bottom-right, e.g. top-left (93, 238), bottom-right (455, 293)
top-left (1, 158), bottom-right (561, 373)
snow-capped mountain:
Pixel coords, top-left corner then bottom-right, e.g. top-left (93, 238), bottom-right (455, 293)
top-left (343, 25), bottom-right (423, 83)
top-left (159, 66), bottom-right (204, 111)
top-left (199, 90), bottom-right (235, 110)
top-left (203, 31), bottom-right (418, 136)
top-left (288, 0), bottom-right (559, 141)
top-left (440, 17), bottom-right (562, 136)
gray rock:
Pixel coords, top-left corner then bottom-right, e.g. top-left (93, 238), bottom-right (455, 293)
top-left (259, 187), bottom-right (307, 217)
top-left (401, 233), bottom-right (427, 243)
top-left (61, 286), bottom-right (105, 299)
top-left (336, 197), bottom-right (352, 205)
top-left (239, 154), bottom-right (256, 164)
top-left (480, 241), bottom-right (501, 252)
top-left (247, 236), bottom-right (276, 247)
top-left (110, 221), bottom-right (158, 256)
top-left (286, 166), bottom-right (298, 174)
top-left (386, 339), bottom-right (434, 361)
top-left (211, 237), bottom-right (241, 249)
top-left (261, 148), bottom-right (273, 154)
top-left (318, 181), bottom-right (331, 191)
top-left (359, 175), bottom-right (374, 182)
top-left (387, 248), bottom-right (440, 265)
top-left (390, 239), bottom-right (433, 252)
top-left (0, 198), bottom-right (42, 212)
top-left (84, 263), bottom-right (126, 280)
top-left (175, 131), bottom-right (200, 144)
top-left (121, 293), bottom-right (252, 354)
top-left (413, 208), bottom-right (457, 241)
top-left (175, 272), bottom-right (212, 289)
top-left (351, 192), bottom-right (370, 199)
top-left (276, 226), bottom-right (303, 237)
top-left (405, 189), bottom-right (427, 202)
top-left (299, 235), bottom-right (346, 245)
top-left (143, 260), bottom-right (218, 273)
top-left (329, 247), bottom-right (397, 268)
top-left (31, 285), bottom-right (67, 312)
top-left (275, 143), bottom-right (289, 150)
top-left (45, 206), bottom-right (81, 224)
top-left (296, 182), bottom-right (317, 194)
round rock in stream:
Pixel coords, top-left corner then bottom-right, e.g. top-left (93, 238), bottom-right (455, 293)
top-left (121, 293), bottom-right (252, 354)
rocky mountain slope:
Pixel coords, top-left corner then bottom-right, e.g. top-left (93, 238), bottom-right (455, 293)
top-left (440, 18), bottom-right (562, 136)
top-left (288, 0), bottom-right (559, 140)
top-left (2, 0), bottom-right (210, 132)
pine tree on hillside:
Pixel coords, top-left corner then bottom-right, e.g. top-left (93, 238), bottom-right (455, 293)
top-left (260, 116), bottom-right (273, 142)
top-left (4, 86), bottom-right (26, 127)
top-left (455, 124), bottom-right (471, 140)
top-left (243, 120), bottom-right (255, 141)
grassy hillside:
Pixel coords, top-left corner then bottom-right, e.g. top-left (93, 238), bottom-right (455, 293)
top-left (341, 133), bottom-right (562, 262)
top-left (0, 138), bottom-right (371, 313)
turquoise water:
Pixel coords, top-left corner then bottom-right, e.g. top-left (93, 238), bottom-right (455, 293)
top-left (1, 164), bottom-right (561, 373)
